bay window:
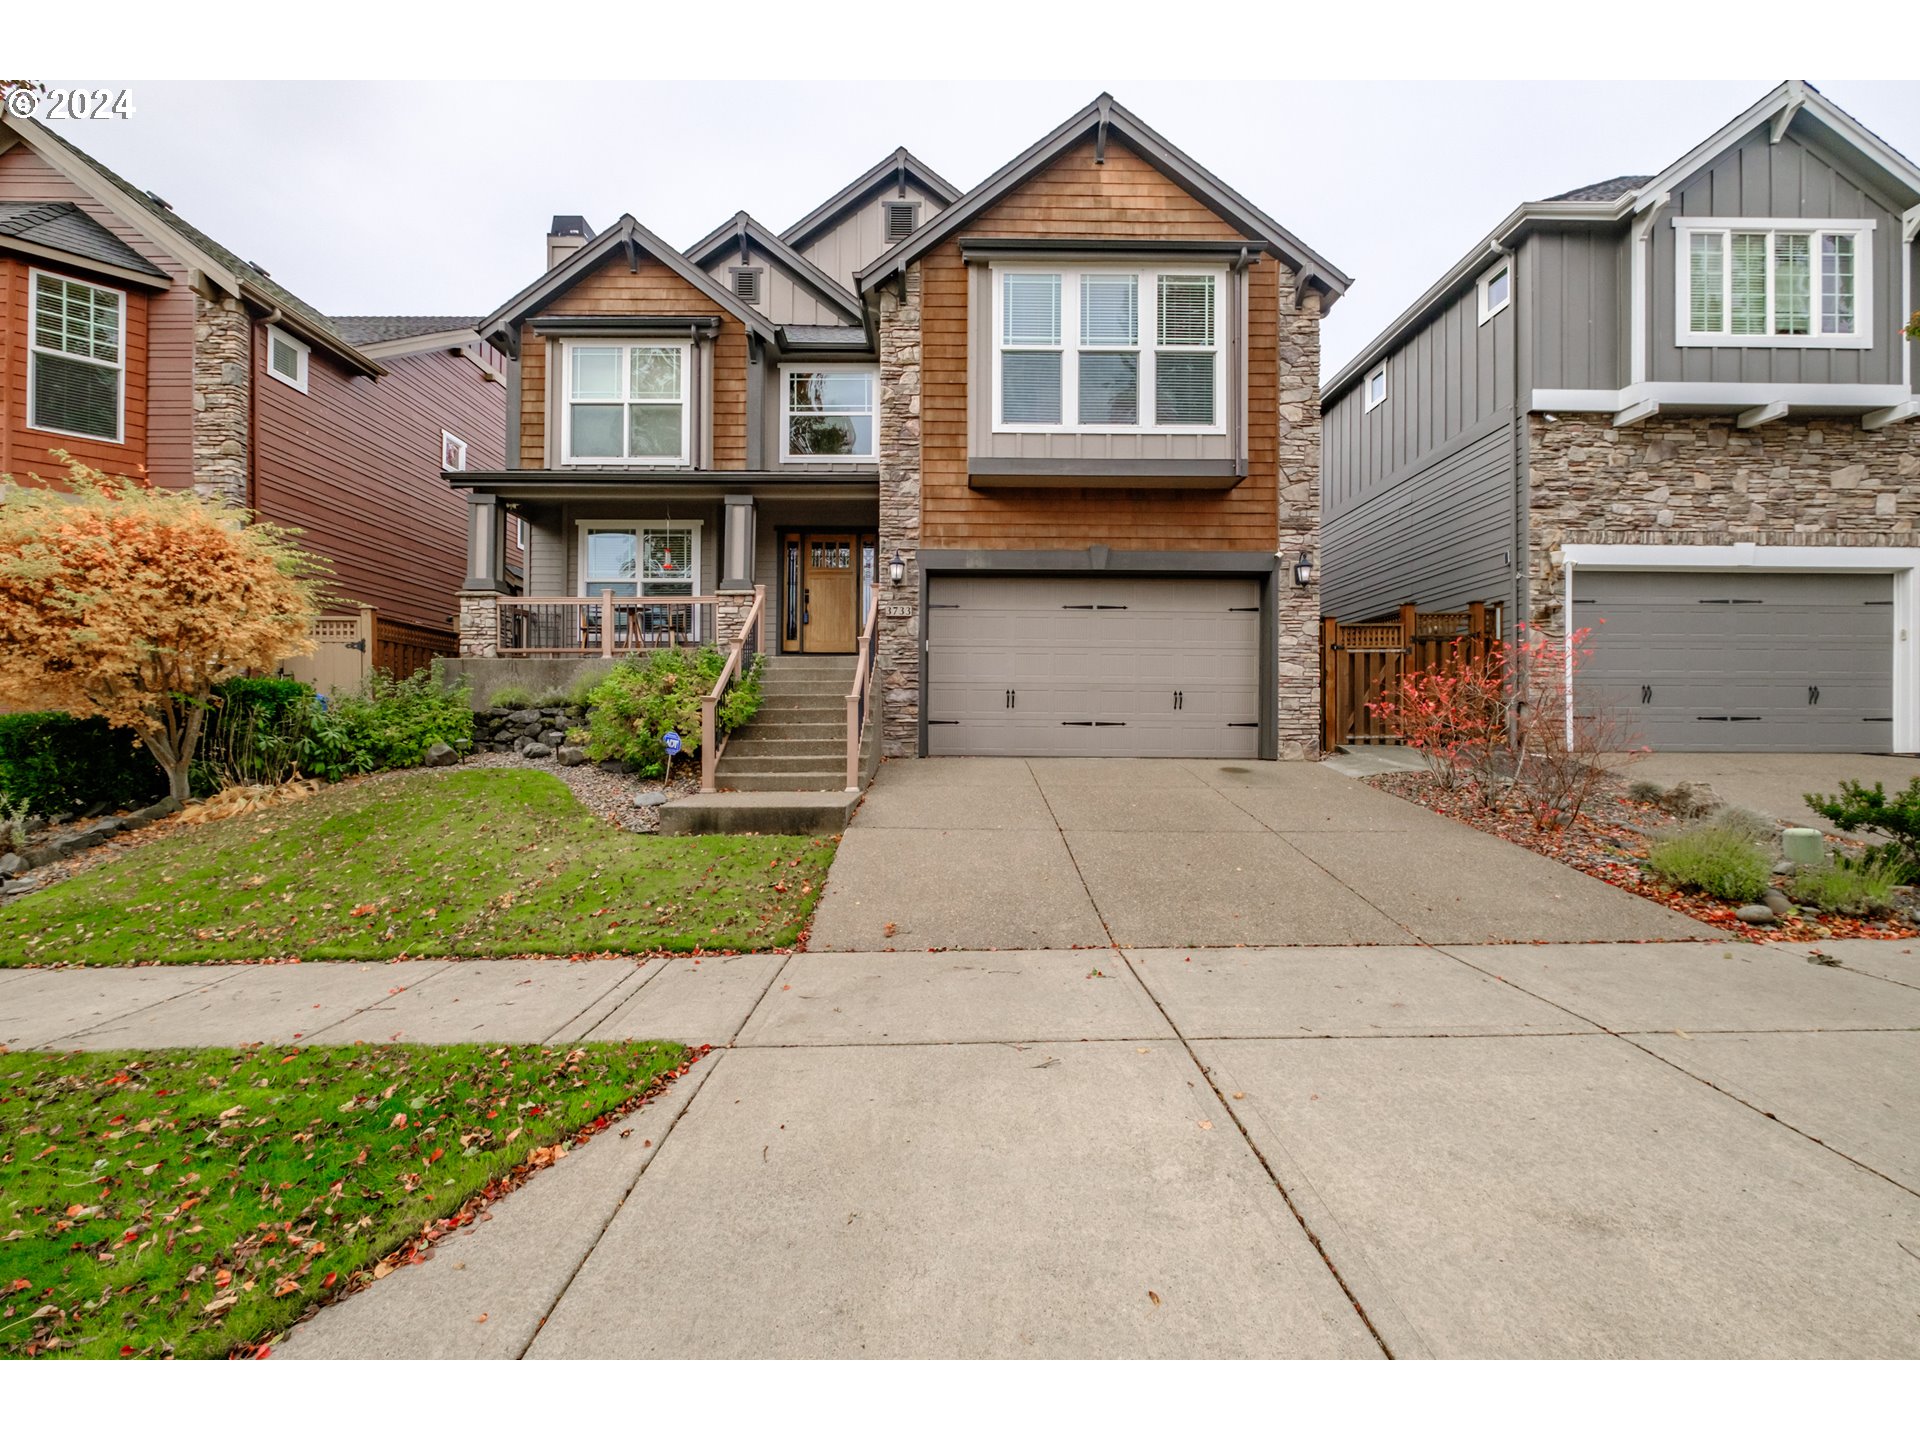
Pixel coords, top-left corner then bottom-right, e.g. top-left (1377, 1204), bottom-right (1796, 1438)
top-left (29, 271), bottom-right (124, 442)
top-left (1678, 220), bottom-right (1871, 346)
top-left (564, 341), bottom-right (690, 463)
top-left (994, 265), bottom-right (1223, 432)
top-left (783, 367), bottom-right (877, 459)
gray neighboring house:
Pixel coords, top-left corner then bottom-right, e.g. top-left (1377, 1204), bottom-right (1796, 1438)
top-left (1322, 80), bottom-right (1920, 755)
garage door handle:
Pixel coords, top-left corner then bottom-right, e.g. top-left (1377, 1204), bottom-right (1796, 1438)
top-left (1640, 685), bottom-right (1652, 705)
top-left (1809, 685), bottom-right (1820, 706)
top-left (1060, 720), bottom-right (1127, 727)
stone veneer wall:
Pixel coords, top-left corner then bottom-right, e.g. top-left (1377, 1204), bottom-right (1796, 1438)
top-left (1274, 288), bottom-right (1323, 759)
top-left (193, 296), bottom-right (250, 507)
top-left (1526, 413), bottom-right (1920, 633)
top-left (457, 591), bottom-right (500, 657)
top-left (875, 269), bottom-right (922, 759)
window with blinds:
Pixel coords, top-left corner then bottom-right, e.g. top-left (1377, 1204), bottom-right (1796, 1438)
top-left (565, 341), bottom-right (689, 463)
top-left (29, 272), bottom-right (124, 441)
top-left (995, 265), bottom-right (1224, 432)
top-left (1680, 222), bottom-right (1869, 346)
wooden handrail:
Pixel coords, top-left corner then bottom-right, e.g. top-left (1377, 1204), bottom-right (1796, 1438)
top-left (845, 588), bottom-right (879, 792)
top-left (701, 585), bottom-right (765, 794)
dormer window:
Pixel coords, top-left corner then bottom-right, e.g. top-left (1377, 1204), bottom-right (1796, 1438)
top-left (993, 265), bottom-right (1223, 434)
top-left (563, 340), bottom-right (690, 464)
top-left (1677, 219), bottom-right (1872, 348)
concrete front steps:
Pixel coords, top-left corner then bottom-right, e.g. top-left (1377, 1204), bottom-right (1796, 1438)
top-left (659, 654), bottom-right (873, 835)
top-left (715, 655), bottom-right (858, 794)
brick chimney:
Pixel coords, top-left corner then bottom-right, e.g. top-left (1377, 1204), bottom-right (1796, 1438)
top-left (546, 215), bottom-right (594, 270)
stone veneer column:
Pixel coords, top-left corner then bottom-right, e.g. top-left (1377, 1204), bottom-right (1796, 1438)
top-left (875, 269), bottom-right (923, 758)
top-left (1273, 285), bottom-right (1324, 760)
top-left (193, 295), bottom-right (250, 507)
top-left (1525, 413), bottom-right (1920, 638)
top-left (457, 591), bottom-right (500, 657)
top-left (714, 592), bottom-right (756, 650)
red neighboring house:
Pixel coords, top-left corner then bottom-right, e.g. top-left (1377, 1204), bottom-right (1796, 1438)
top-left (0, 111), bottom-right (515, 659)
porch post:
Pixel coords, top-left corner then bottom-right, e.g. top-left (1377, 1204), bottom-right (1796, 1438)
top-left (717, 493), bottom-right (757, 647)
top-left (463, 494), bottom-right (510, 593)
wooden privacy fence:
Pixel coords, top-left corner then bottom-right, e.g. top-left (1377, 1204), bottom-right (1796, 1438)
top-left (279, 606), bottom-right (458, 696)
top-left (1321, 601), bottom-right (1501, 752)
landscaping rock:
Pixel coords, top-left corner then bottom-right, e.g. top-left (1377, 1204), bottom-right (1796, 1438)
top-left (598, 759), bottom-right (630, 775)
top-left (2, 877), bottom-right (35, 896)
top-left (0, 853), bottom-right (25, 877)
top-left (424, 742), bottom-right (459, 768)
top-left (1762, 888), bottom-right (1793, 916)
top-left (557, 745), bottom-right (588, 766)
top-left (632, 790), bottom-right (668, 808)
top-left (507, 709), bottom-right (542, 726)
top-left (1771, 859), bottom-right (1797, 877)
top-left (523, 743), bottom-right (552, 759)
top-left (1735, 904), bottom-right (1778, 925)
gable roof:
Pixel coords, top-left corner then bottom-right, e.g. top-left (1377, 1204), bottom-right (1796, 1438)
top-left (778, 147), bottom-right (962, 252)
top-left (684, 211), bottom-right (863, 321)
top-left (0, 200), bottom-right (169, 284)
top-left (1326, 79), bottom-right (1920, 403)
top-left (331, 314), bottom-right (480, 346)
top-left (854, 94), bottom-right (1353, 308)
top-left (479, 214), bottom-right (778, 348)
top-left (1, 114), bottom-right (383, 377)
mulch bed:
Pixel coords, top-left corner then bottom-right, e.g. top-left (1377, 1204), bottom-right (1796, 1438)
top-left (1366, 770), bottom-right (1920, 943)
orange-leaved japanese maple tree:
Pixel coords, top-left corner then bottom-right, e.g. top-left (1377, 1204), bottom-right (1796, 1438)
top-left (0, 458), bottom-right (324, 803)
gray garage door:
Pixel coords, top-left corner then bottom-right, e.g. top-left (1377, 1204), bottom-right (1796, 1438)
top-left (925, 575), bottom-right (1263, 757)
top-left (1573, 570), bottom-right (1893, 753)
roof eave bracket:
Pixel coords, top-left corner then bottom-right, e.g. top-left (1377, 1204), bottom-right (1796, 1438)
top-left (1771, 81), bottom-right (1806, 144)
top-left (1094, 96), bottom-right (1112, 165)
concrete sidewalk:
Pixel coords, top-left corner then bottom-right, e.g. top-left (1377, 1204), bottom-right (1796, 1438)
top-left (8, 938), bottom-right (1918, 1358)
top-left (807, 758), bottom-right (1718, 952)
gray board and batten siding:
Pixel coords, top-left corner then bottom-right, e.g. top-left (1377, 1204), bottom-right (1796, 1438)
top-left (1322, 249), bottom-right (1522, 622)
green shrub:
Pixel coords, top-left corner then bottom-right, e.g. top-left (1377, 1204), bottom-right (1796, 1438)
top-left (1789, 855), bottom-right (1905, 916)
top-left (193, 678), bottom-right (318, 793)
top-left (0, 713), bottom-right (163, 816)
top-left (1646, 824), bottom-right (1773, 904)
top-left (302, 664), bottom-right (474, 781)
top-left (583, 648), bottom-right (763, 778)
top-left (1805, 777), bottom-right (1920, 883)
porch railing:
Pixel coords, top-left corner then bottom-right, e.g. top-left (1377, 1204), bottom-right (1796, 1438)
top-left (700, 584), bottom-right (765, 793)
top-left (845, 588), bottom-right (879, 791)
top-left (497, 594), bottom-right (719, 657)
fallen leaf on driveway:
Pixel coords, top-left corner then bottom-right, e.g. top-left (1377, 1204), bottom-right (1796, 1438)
top-left (1148, 1291), bottom-right (1161, 1307)
top-left (1231, 1092), bottom-right (1245, 1099)
top-left (475, 1313), bottom-right (488, 1324)
top-left (1197, 1120), bottom-right (1213, 1131)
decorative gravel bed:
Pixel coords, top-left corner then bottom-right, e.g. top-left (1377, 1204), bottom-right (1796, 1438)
top-left (1367, 770), bottom-right (1920, 943)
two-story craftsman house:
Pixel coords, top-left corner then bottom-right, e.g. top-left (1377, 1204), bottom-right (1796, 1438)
top-left (456, 95), bottom-right (1347, 789)
top-left (1323, 81), bottom-right (1920, 755)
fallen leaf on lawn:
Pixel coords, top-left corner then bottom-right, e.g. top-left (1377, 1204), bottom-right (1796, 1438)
top-left (201, 1293), bottom-right (239, 1315)
top-left (349, 903), bottom-right (378, 917)
top-left (389, 1111), bottom-right (409, 1129)
top-left (273, 1279), bottom-right (300, 1297)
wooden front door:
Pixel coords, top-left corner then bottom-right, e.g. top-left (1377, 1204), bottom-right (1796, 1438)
top-left (800, 533), bottom-right (857, 652)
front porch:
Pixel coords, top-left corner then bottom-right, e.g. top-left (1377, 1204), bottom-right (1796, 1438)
top-left (450, 475), bottom-right (882, 811)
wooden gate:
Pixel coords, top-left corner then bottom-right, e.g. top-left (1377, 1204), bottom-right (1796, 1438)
top-left (1321, 601), bottom-right (1500, 752)
top-left (279, 607), bottom-right (458, 697)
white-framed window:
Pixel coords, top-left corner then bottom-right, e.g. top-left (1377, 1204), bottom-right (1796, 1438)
top-left (991, 264), bottom-right (1225, 433)
top-left (265, 325), bottom-right (310, 392)
top-left (28, 269), bottom-right (125, 442)
top-left (562, 339), bottom-right (691, 464)
top-left (442, 429), bottom-right (468, 472)
top-left (1675, 218), bottom-right (1873, 348)
top-left (1477, 261), bottom-right (1512, 325)
top-left (1364, 365), bottom-right (1387, 412)
top-left (781, 365), bottom-right (877, 460)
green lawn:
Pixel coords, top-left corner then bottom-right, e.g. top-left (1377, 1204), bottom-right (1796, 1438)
top-left (0, 768), bottom-right (835, 964)
top-left (0, 1041), bottom-right (686, 1358)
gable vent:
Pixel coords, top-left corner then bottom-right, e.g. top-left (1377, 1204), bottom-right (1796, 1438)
top-left (731, 268), bottom-right (762, 305)
top-left (883, 201), bottom-right (919, 243)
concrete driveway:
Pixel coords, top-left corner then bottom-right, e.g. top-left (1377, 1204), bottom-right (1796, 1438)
top-left (806, 757), bottom-right (1718, 951)
top-left (1624, 752), bottom-right (1920, 832)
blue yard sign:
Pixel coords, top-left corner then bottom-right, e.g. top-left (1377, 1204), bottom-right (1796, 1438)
top-left (662, 731), bottom-right (682, 756)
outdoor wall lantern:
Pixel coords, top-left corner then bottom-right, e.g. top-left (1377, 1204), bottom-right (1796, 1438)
top-left (888, 550), bottom-right (906, 586)
top-left (1291, 552), bottom-right (1314, 588)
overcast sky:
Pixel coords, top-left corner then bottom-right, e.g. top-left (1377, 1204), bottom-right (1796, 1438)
top-left (41, 79), bottom-right (1920, 379)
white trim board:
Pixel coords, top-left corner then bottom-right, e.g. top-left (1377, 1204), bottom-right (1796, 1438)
top-left (1558, 542), bottom-right (1920, 754)
top-left (1530, 382), bottom-right (1915, 414)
